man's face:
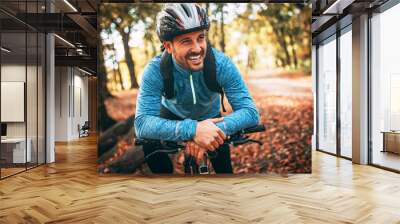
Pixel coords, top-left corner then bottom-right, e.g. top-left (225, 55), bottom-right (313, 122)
top-left (163, 30), bottom-right (207, 72)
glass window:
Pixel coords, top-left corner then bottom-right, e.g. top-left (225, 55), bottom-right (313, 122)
top-left (38, 32), bottom-right (45, 165)
top-left (371, 3), bottom-right (400, 171)
top-left (1, 31), bottom-right (28, 178)
top-left (318, 36), bottom-right (337, 154)
top-left (27, 30), bottom-right (38, 169)
top-left (0, 0), bottom-right (46, 179)
top-left (339, 28), bottom-right (352, 158)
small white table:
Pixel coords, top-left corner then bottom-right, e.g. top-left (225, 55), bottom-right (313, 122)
top-left (1, 138), bottom-right (31, 163)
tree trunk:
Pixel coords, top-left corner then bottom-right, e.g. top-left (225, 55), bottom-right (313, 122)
top-left (111, 42), bottom-right (123, 91)
top-left (205, 3), bottom-right (210, 43)
top-left (98, 42), bottom-right (117, 133)
top-left (276, 55), bottom-right (285, 67)
top-left (117, 64), bottom-right (124, 89)
top-left (219, 5), bottom-right (225, 53)
top-left (248, 49), bottom-right (256, 69)
top-left (275, 26), bottom-right (291, 68)
top-left (151, 15), bottom-right (159, 56)
top-left (120, 28), bottom-right (139, 88)
top-left (289, 33), bottom-right (298, 69)
top-left (245, 22), bottom-right (253, 71)
top-left (99, 44), bottom-right (109, 99)
top-left (144, 39), bottom-right (149, 59)
top-left (150, 39), bottom-right (157, 57)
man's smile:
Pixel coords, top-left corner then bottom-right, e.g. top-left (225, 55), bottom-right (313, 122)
top-left (186, 50), bottom-right (205, 66)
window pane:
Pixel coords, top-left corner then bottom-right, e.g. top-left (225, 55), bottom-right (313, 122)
top-left (38, 32), bottom-right (45, 165)
top-left (27, 31), bottom-right (38, 169)
top-left (318, 37), bottom-right (337, 154)
top-left (340, 29), bottom-right (352, 158)
top-left (0, 0), bottom-right (46, 178)
top-left (1, 31), bottom-right (27, 177)
top-left (371, 3), bottom-right (400, 171)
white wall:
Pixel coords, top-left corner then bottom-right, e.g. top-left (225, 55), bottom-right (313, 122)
top-left (55, 66), bottom-right (68, 141)
top-left (1, 65), bottom-right (26, 138)
top-left (1, 65), bottom-right (40, 138)
top-left (54, 67), bottom-right (89, 141)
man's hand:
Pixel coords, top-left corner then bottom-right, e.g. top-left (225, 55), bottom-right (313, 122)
top-left (193, 117), bottom-right (226, 151)
top-left (185, 141), bottom-right (207, 164)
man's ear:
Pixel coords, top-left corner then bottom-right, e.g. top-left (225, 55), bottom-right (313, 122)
top-left (163, 41), bottom-right (173, 54)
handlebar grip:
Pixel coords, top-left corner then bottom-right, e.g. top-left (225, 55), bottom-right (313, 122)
top-left (242, 125), bottom-right (266, 134)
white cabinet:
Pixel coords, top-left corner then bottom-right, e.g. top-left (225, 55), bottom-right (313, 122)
top-left (1, 138), bottom-right (32, 163)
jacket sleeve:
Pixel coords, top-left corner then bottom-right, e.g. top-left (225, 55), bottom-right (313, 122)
top-left (215, 56), bottom-right (260, 136)
top-left (134, 62), bottom-right (197, 141)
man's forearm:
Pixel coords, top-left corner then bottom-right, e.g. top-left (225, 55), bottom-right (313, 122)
top-left (135, 114), bottom-right (197, 141)
top-left (215, 107), bottom-right (260, 136)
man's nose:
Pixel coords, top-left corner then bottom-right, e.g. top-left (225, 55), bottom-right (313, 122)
top-left (192, 42), bottom-right (201, 53)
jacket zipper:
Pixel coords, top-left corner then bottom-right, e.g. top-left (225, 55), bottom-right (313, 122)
top-left (189, 73), bottom-right (197, 105)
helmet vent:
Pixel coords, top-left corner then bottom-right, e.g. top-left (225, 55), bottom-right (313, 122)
top-left (181, 4), bottom-right (191, 18)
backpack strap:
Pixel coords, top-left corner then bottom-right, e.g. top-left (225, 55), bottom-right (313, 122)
top-left (160, 50), bottom-right (174, 99)
top-left (203, 42), bottom-right (226, 112)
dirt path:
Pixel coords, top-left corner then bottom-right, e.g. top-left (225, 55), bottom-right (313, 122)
top-left (246, 69), bottom-right (313, 98)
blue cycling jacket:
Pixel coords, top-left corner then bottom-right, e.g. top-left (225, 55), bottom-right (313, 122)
top-left (135, 47), bottom-right (260, 141)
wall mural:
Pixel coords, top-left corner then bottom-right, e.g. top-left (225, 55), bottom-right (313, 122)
top-left (97, 3), bottom-right (313, 175)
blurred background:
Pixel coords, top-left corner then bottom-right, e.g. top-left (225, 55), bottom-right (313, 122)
top-left (99, 3), bottom-right (311, 92)
top-left (98, 3), bottom-right (313, 174)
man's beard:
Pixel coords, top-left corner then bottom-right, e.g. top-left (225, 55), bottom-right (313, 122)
top-left (184, 48), bottom-right (205, 71)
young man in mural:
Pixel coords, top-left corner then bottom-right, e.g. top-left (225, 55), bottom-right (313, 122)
top-left (135, 3), bottom-right (259, 174)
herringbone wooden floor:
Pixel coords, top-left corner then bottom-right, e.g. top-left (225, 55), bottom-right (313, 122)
top-left (1, 135), bottom-right (400, 224)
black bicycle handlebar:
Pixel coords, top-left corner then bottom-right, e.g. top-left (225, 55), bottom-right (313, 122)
top-left (135, 124), bottom-right (266, 151)
top-left (98, 124), bottom-right (266, 173)
top-left (240, 125), bottom-right (266, 134)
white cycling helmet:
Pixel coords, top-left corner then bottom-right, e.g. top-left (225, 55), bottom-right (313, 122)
top-left (156, 3), bottom-right (210, 42)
